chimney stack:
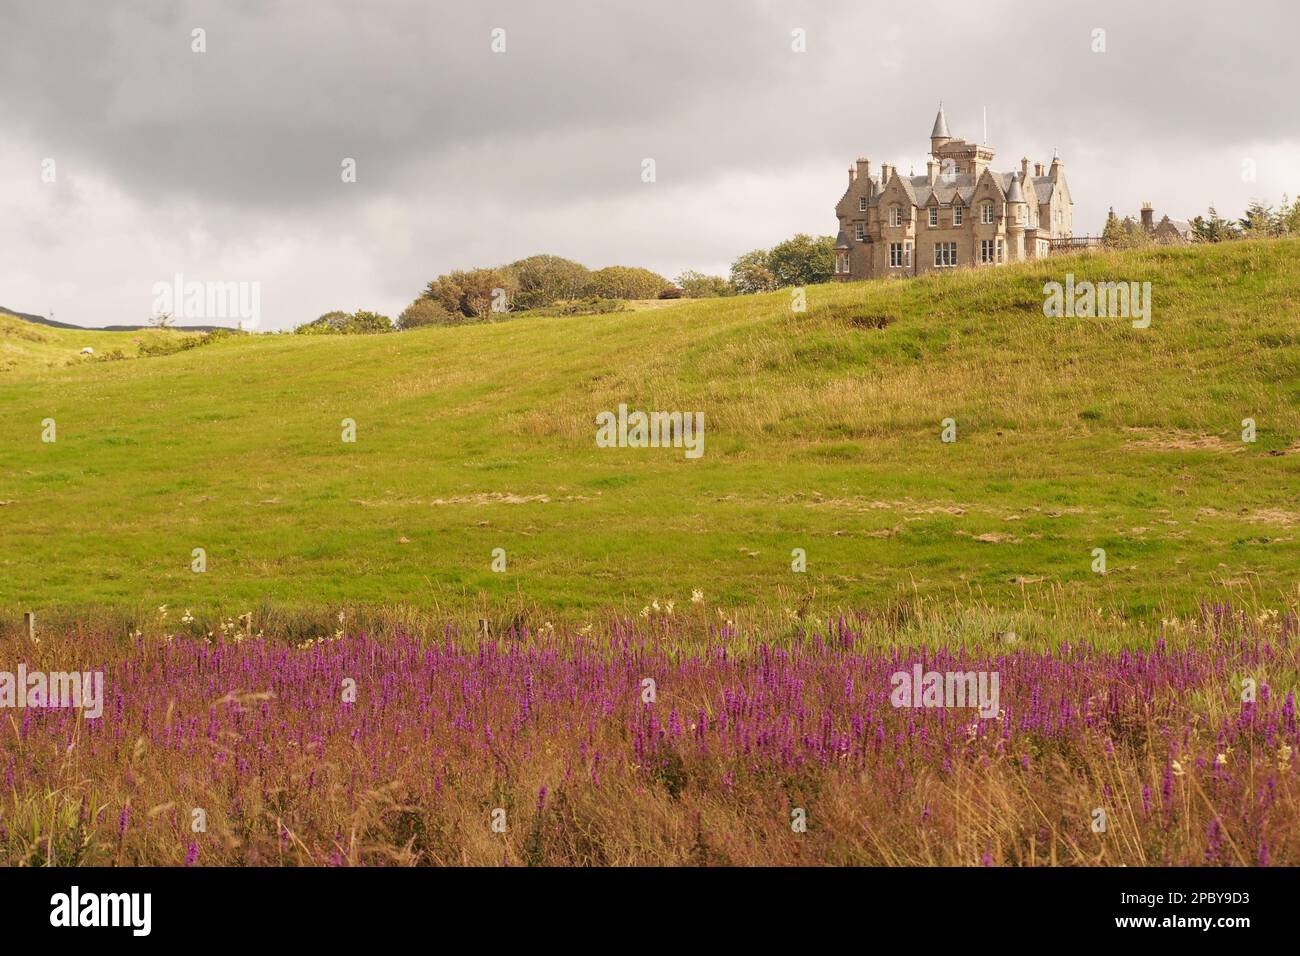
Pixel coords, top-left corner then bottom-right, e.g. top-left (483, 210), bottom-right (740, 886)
top-left (926, 160), bottom-right (937, 185)
top-left (1140, 202), bottom-right (1154, 231)
top-left (1021, 157), bottom-right (1030, 181)
top-left (1034, 162), bottom-right (1044, 177)
top-left (848, 165), bottom-right (856, 186)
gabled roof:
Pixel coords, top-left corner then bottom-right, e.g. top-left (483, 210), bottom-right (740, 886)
top-left (844, 163), bottom-right (1058, 213)
top-left (924, 179), bottom-right (977, 205)
top-left (1158, 216), bottom-right (1192, 238)
top-left (885, 174), bottom-right (919, 206)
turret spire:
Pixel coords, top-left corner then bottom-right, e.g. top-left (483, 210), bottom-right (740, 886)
top-left (931, 103), bottom-right (950, 139)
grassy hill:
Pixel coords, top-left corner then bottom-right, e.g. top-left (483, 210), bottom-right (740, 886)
top-left (1, 239), bottom-right (1297, 626)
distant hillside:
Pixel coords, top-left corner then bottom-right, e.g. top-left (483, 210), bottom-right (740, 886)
top-left (0, 305), bottom-right (82, 329)
top-left (0, 310), bottom-right (203, 372)
top-left (0, 305), bottom-right (227, 332)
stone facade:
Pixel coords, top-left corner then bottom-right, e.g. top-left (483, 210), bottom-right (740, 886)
top-left (833, 106), bottom-right (1074, 281)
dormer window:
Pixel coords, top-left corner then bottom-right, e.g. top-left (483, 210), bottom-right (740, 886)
top-left (981, 202), bottom-right (994, 225)
top-left (928, 208), bottom-right (938, 227)
top-left (953, 206), bottom-right (963, 225)
top-left (890, 206), bottom-right (903, 227)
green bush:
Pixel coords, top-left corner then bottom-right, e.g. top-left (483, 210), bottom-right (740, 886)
top-left (398, 299), bottom-right (459, 329)
top-left (423, 269), bottom-right (518, 319)
top-left (295, 310), bottom-right (393, 335)
top-left (530, 297), bottom-right (626, 317)
top-left (504, 255), bottom-right (590, 310)
top-left (675, 271), bottom-right (733, 298)
top-left (583, 266), bottom-right (670, 300)
top-left (730, 235), bottom-right (834, 292)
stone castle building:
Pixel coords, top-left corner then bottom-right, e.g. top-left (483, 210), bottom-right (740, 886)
top-left (833, 105), bottom-right (1074, 280)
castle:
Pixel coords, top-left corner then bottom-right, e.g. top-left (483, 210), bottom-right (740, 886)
top-left (833, 105), bottom-right (1074, 280)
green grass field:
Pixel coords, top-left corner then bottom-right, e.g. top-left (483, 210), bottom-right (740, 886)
top-left (2, 240), bottom-right (1298, 626)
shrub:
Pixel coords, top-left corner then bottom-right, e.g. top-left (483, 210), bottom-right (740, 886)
top-left (730, 235), bottom-right (834, 292)
top-left (768, 234), bottom-right (835, 287)
top-left (398, 299), bottom-right (458, 329)
top-left (583, 266), bottom-right (670, 300)
top-left (295, 310), bottom-right (393, 335)
top-left (729, 249), bottom-right (778, 294)
top-left (503, 255), bottom-right (590, 310)
top-left (350, 310), bottom-right (393, 332)
top-left (138, 336), bottom-right (201, 357)
top-left (531, 297), bottom-right (625, 317)
top-left (675, 271), bottom-right (733, 298)
top-left (423, 269), bottom-right (519, 319)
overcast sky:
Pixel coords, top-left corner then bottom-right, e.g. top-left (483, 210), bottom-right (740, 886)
top-left (2, 0), bottom-right (1297, 330)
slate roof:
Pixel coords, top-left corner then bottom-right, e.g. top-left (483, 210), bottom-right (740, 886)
top-left (843, 163), bottom-right (1060, 213)
top-left (1005, 172), bottom-right (1025, 203)
top-left (931, 105), bottom-right (950, 139)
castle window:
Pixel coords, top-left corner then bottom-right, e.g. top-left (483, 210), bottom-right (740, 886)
top-left (905, 242), bottom-right (912, 267)
top-left (980, 239), bottom-right (995, 263)
top-left (981, 202), bottom-right (994, 225)
top-left (859, 197), bottom-right (867, 212)
top-left (953, 206), bottom-right (963, 226)
top-left (890, 206), bottom-right (903, 227)
top-left (889, 243), bottom-right (903, 268)
top-left (855, 223), bottom-right (865, 240)
top-left (934, 242), bottom-right (957, 268)
top-left (928, 208), bottom-right (938, 227)
top-left (997, 238), bottom-right (1005, 262)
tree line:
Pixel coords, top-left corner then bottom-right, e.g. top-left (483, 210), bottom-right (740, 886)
top-left (1103, 196), bottom-right (1300, 247)
top-left (297, 234), bottom-right (837, 333)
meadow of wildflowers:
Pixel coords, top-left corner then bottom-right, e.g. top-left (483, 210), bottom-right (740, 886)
top-left (2, 598), bottom-right (1296, 866)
